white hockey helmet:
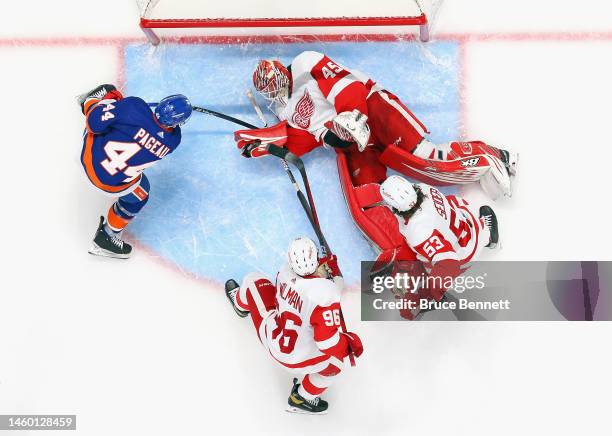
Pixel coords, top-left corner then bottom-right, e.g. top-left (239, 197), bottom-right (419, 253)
top-left (380, 175), bottom-right (418, 212)
top-left (287, 237), bottom-right (319, 277)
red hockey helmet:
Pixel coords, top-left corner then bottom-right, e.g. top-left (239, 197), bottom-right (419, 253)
top-left (252, 60), bottom-right (291, 102)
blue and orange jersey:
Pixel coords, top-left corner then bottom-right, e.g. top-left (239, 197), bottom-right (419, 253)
top-left (80, 96), bottom-right (182, 194)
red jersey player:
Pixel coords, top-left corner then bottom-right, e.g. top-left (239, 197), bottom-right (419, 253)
top-left (379, 175), bottom-right (499, 318)
top-left (234, 51), bottom-right (516, 269)
top-left (224, 237), bottom-right (363, 414)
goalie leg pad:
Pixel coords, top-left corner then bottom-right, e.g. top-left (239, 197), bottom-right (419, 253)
top-left (367, 90), bottom-right (429, 153)
top-left (411, 140), bottom-right (513, 198)
top-left (379, 144), bottom-right (492, 186)
top-left (344, 147), bottom-right (388, 185)
top-left (337, 153), bottom-right (416, 270)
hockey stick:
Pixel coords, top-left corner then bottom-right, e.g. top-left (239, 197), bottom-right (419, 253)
top-left (243, 92), bottom-right (356, 365)
top-left (148, 102), bottom-right (258, 130)
top-left (266, 144), bottom-right (355, 366)
top-left (265, 146), bottom-right (333, 254)
top-left (192, 106), bottom-right (258, 129)
top-left (243, 92), bottom-right (333, 253)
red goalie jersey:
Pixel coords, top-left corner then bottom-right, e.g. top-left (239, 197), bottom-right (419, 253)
top-left (271, 51), bottom-right (383, 154)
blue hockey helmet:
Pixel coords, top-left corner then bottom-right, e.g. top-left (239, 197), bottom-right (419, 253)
top-left (155, 94), bottom-right (193, 127)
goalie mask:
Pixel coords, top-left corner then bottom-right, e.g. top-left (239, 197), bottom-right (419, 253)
top-left (253, 60), bottom-right (291, 104)
top-left (380, 175), bottom-right (418, 212)
top-left (287, 237), bottom-right (318, 277)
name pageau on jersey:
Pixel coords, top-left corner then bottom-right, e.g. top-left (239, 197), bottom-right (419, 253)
top-left (262, 262), bottom-right (348, 373)
top-left (272, 51), bottom-right (381, 154)
top-left (395, 184), bottom-right (491, 269)
top-left (80, 96), bottom-right (182, 195)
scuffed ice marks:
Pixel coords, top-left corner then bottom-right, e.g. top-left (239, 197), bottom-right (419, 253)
top-left (122, 39), bottom-right (460, 283)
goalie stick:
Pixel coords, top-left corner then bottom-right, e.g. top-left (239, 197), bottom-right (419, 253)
top-left (244, 91), bottom-right (332, 254)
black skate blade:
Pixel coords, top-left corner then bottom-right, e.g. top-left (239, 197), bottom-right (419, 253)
top-left (285, 406), bottom-right (328, 415)
top-left (231, 305), bottom-right (249, 318)
top-left (88, 243), bottom-right (131, 260)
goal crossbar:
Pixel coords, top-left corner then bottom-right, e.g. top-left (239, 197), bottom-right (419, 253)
top-left (139, 14), bottom-right (430, 45)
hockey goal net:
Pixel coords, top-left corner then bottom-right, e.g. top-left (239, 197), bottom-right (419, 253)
top-left (136, 0), bottom-right (442, 45)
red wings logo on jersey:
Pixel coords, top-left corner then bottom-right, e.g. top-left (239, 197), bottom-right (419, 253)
top-left (291, 89), bottom-right (315, 129)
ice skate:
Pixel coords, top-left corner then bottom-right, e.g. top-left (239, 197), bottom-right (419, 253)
top-left (88, 216), bottom-right (132, 259)
top-left (224, 279), bottom-right (249, 318)
top-left (499, 148), bottom-right (519, 177)
top-left (286, 378), bottom-right (328, 415)
top-left (480, 205), bottom-right (499, 249)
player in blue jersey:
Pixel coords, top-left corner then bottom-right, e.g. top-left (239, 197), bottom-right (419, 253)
top-left (78, 84), bottom-right (192, 259)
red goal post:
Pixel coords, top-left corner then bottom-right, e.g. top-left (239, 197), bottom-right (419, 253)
top-left (137, 0), bottom-right (437, 45)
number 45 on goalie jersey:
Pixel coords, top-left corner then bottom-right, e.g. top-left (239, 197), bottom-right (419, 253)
top-left (80, 96), bottom-right (182, 195)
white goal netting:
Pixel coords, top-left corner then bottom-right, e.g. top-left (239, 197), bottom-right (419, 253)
top-left (136, 0), bottom-right (444, 44)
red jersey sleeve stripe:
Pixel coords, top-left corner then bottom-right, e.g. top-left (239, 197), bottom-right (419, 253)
top-left (315, 331), bottom-right (341, 351)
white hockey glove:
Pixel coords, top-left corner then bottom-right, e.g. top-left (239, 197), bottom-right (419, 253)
top-left (330, 110), bottom-right (371, 152)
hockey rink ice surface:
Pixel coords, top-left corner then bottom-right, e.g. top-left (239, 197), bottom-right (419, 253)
top-left (124, 40), bottom-right (460, 283)
top-left (1, 1), bottom-right (612, 435)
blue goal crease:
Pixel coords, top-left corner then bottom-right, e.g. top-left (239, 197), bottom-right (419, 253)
top-left (122, 40), bottom-right (460, 284)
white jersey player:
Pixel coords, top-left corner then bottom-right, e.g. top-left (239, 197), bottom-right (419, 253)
top-left (224, 237), bottom-right (363, 414)
top-left (380, 175), bottom-right (499, 302)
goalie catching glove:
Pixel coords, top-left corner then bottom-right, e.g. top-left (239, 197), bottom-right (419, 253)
top-left (234, 121), bottom-right (288, 158)
top-left (325, 109), bottom-right (371, 152)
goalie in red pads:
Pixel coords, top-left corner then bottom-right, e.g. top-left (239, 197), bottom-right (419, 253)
top-left (225, 237), bottom-right (363, 414)
top-left (234, 51), bottom-right (517, 267)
